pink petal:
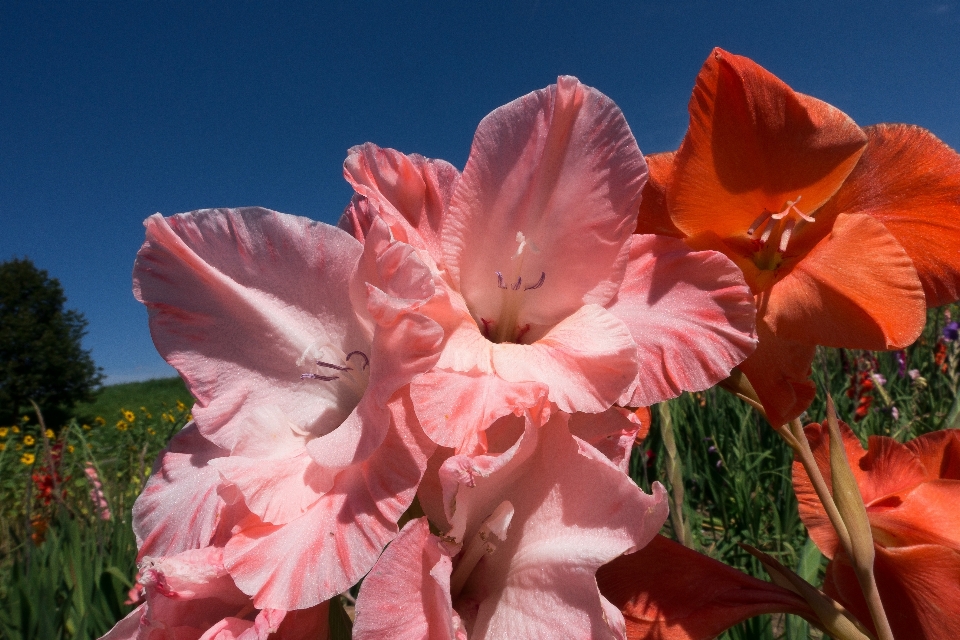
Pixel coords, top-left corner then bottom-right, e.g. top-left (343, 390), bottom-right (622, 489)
top-left (341, 142), bottom-right (460, 264)
top-left (443, 76), bottom-right (647, 329)
top-left (353, 518), bottom-right (460, 640)
top-left (134, 208), bottom-right (369, 454)
top-left (133, 423), bottom-right (227, 560)
top-left (568, 407), bottom-right (641, 473)
top-left (223, 392), bottom-right (434, 609)
top-left (101, 604), bottom-right (144, 640)
top-left (490, 305), bottom-right (639, 413)
top-left (409, 368), bottom-right (549, 451)
top-left (210, 452), bottom-right (335, 526)
top-left (607, 235), bottom-right (757, 407)
top-left (445, 416), bottom-right (668, 638)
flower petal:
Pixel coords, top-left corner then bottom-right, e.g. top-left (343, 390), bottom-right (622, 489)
top-left (409, 368), bottom-right (549, 451)
top-left (825, 544), bottom-right (960, 640)
top-left (491, 304), bottom-right (639, 414)
top-left (133, 208), bottom-right (368, 454)
top-left (817, 124), bottom-right (960, 307)
top-left (340, 142), bottom-right (459, 265)
top-left (133, 423), bottom-right (227, 560)
top-left (353, 518), bottom-right (460, 640)
top-left (869, 480), bottom-right (960, 551)
top-left (607, 235), bottom-right (757, 407)
top-left (670, 48), bottom-right (866, 243)
top-left (223, 392), bottom-right (433, 609)
top-left (764, 212), bottom-right (926, 349)
top-left (443, 76), bottom-right (647, 328)
top-left (567, 407), bottom-right (642, 473)
top-left (597, 534), bottom-right (813, 640)
top-left (736, 321), bottom-right (816, 427)
top-left (635, 151), bottom-right (683, 238)
top-left (905, 429), bottom-right (960, 480)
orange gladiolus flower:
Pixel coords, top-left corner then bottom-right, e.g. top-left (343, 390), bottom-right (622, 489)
top-left (638, 48), bottom-right (960, 426)
top-left (793, 422), bottom-right (960, 639)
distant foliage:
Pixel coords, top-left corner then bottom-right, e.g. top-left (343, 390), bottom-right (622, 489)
top-left (0, 258), bottom-right (103, 424)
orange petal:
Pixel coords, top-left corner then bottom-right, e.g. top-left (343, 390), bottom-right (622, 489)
top-left (793, 420), bottom-right (929, 558)
top-left (669, 48), bottom-right (867, 244)
top-left (905, 429), bottom-right (960, 480)
top-left (869, 480), bottom-right (960, 552)
top-left (737, 320), bottom-right (816, 427)
top-left (825, 545), bottom-right (960, 640)
top-left (597, 534), bottom-right (813, 640)
top-left (764, 212), bottom-right (926, 349)
top-left (635, 151), bottom-right (683, 237)
top-left (817, 124), bottom-right (960, 308)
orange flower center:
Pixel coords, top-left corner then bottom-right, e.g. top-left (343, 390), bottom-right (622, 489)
top-left (746, 196), bottom-right (815, 271)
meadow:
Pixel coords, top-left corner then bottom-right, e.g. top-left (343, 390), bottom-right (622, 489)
top-left (1, 309), bottom-right (956, 639)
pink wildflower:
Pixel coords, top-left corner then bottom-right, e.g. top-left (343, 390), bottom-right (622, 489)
top-left (84, 463), bottom-right (112, 521)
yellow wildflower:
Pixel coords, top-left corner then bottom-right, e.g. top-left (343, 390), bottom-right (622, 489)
top-left (21, 453), bottom-right (35, 465)
top-left (187, 414), bottom-right (193, 421)
top-left (94, 416), bottom-right (106, 426)
top-left (12, 426), bottom-right (20, 433)
top-left (23, 435), bottom-right (35, 446)
top-left (45, 429), bottom-right (54, 439)
top-left (0, 443), bottom-right (5, 451)
top-left (21, 415), bottom-right (29, 423)
top-left (116, 421), bottom-right (129, 431)
top-left (122, 410), bottom-right (136, 423)
top-left (147, 428), bottom-right (156, 435)
top-left (176, 400), bottom-right (186, 412)
top-left (68, 444), bottom-right (75, 453)
top-left (82, 424), bottom-right (92, 430)
top-left (0, 427), bottom-right (8, 437)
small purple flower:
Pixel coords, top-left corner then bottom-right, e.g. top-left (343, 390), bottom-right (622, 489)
top-left (896, 350), bottom-right (907, 377)
top-left (944, 321), bottom-right (959, 342)
top-left (872, 372), bottom-right (887, 386)
top-left (891, 406), bottom-right (900, 421)
top-left (909, 369), bottom-right (921, 380)
top-left (707, 446), bottom-right (717, 453)
top-left (715, 459), bottom-right (723, 469)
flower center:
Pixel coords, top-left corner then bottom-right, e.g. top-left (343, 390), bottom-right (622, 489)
top-left (746, 196), bottom-right (815, 271)
top-left (481, 232), bottom-right (546, 344)
top-left (298, 347), bottom-right (371, 408)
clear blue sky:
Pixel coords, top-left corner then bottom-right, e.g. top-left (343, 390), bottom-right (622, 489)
top-left (2, 1), bottom-right (959, 383)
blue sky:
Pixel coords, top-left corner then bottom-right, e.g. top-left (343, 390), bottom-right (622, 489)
top-left (2, 1), bottom-right (959, 383)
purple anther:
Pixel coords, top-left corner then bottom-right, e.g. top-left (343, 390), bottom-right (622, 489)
top-left (346, 350), bottom-right (370, 370)
top-left (510, 276), bottom-right (522, 291)
top-left (496, 272), bottom-right (507, 289)
top-left (523, 272), bottom-right (546, 291)
top-left (315, 360), bottom-right (352, 372)
top-left (301, 373), bottom-right (339, 381)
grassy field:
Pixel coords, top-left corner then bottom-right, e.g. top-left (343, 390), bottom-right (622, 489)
top-left (1, 307), bottom-right (958, 638)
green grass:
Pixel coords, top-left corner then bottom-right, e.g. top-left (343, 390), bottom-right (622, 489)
top-left (73, 377), bottom-right (193, 428)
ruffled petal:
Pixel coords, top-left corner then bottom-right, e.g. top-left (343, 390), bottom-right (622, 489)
top-left (133, 208), bottom-right (368, 454)
top-left (409, 368), bottom-right (549, 451)
top-left (635, 151), bottom-right (683, 237)
top-left (223, 392), bottom-right (434, 609)
top-left (905, 429), bottom-right (960, 480)
top-left (567, 407), bottom-right (642, 473)
top-left (353, 518), bottom-right (460, 640)
top-left (133, 423), bottom-right (228, 560)
top-left (446, 416), bottom-right (668, 638)
top-left (608, 235), bottom-right (756, 407)
top-left (597, 535), bottom-right (813, 640)
top-left (443, 75), bottom-right (647, 328)
top-left (340, 142), bottom-right (459, 265)
top-left (869, 480), bottom-right (960, 551)
top-left (737, 321), bottom-right (816, 427)
top-left (818, 124), bottom-right (960, 307)
top-left (491, 304), bottom-right (640, 413)
top-left (670, 48), bottom-right (866, 244)
top-left (764, 212), bottom-right (926, 349)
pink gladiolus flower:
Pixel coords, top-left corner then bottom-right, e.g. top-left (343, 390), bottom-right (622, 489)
top-left (340, 76), bottom-right (758, 454)
top-left (101, 547), bottom-right (330, 640)
top-left (85, 463), bottom-right (112, 521)
top-left (353, 403), bottom-right (669, 639)
top-left (132, 208), bottom-right (444, 609)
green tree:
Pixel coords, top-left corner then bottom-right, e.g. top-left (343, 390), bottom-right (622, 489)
top-left (0, 257), bottom-right (103, 425)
